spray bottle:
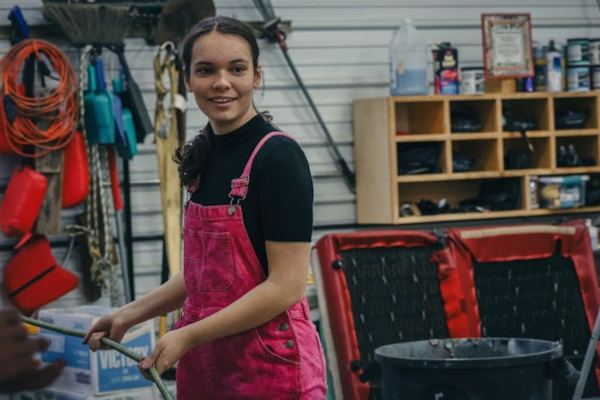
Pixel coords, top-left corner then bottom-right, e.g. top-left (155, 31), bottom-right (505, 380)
top-left (547, 40), bottom-right (563, 92)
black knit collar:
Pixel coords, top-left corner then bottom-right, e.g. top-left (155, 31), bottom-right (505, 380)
top-left (209, 115), bottom-right (268, 153)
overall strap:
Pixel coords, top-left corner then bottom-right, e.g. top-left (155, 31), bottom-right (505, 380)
top-left (229, 132), bottom-right (295, 201)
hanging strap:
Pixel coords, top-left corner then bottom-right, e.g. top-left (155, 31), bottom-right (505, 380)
top-left (228, 131), bottom-right (295, 202)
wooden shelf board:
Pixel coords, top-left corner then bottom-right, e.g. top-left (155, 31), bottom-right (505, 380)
top-left (371, 92), bottom-right (600, 104)
top-left (391, 96), bottom-right (447, 103)
top-left (500, 93), bottom-right (553, 100)
top-left (396, 170), bottom-right (568, 180)
top-left (502, 131), bottom-right (551, 138)
top-left (397, 171), bottom-right (503, 182)
top-left (554, 129), bottom-right (599, 136)
top-left (448, 94), bottom-right (498, 101)
top-left (447, 171), bottom-right (504, 179)
top-left (502, 169), bottom-right (549, 176)
top-left (395, 134), bottom-right (447, 142)
top-left (396, 173), bottom-right (450, 182)
top-left (528, 206), bottom-right (600, 215)
top-left (450, 133), bottom-right (498, 140)
top-left (552, 92), bottom-right (600, 99)
top-left (395, 210), bottom-right (530, 224)
top-left (546, 168), bottom-right (600, 174)
top-left (394, 207), bottom-right (600, 224)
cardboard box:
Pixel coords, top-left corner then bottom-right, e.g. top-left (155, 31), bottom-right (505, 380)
top-left (13, 383), bottom-right (176, 400)
top-left (38, 306), bottom-right (155, 395)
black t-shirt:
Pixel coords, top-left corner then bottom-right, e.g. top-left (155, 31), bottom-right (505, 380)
top-left (191, 115), bottom-right (314, 275)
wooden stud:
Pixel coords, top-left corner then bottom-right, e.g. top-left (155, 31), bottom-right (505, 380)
top-left (34, 148), bottom-right (64, 235)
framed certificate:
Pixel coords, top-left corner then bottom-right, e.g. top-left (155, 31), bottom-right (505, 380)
top-left (481, 13), bottom-right (534, 78)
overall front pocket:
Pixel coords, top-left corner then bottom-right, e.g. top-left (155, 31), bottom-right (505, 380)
top-left (183, 230), bottom-right (235, 292)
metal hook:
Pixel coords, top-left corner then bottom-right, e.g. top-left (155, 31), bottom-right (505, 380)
top-left (160, 41), bottom-right (175, 52)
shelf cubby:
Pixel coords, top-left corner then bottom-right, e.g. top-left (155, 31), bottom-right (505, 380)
top-left (452, 139), bottom-right (500, 173)
top-left (502, 97), bottom-right (550, 132)
top-left (554, 94), bottom-right (599, 132)
top-left (450, 98), bottom-right (498, 133)
top-left (397, 177), bottom-right (524, 220)
top-left (396, 141), bottom-right (448, 175)
top-left (503, 136), bottom-right (552, 170)
top-left (555, 136), bottom-right (599, 169)
top-left (394, 100), bottom-right (446, 135)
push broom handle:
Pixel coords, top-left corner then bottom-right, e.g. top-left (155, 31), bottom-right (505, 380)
top-left (20, 315), bottom-right (174, 400)
top-left (108, 146), bottom-right (133, 304)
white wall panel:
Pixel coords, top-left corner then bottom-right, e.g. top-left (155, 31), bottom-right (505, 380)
top-left (0, 0), bottom-right (597, 308)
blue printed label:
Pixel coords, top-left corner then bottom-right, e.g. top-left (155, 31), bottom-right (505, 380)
top-left (41, 331), bottom-right (91, 370)
top-left (96, 333), bottom-right (153, 392)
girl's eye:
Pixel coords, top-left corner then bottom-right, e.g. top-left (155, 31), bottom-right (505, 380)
top-left (196, 67), bottom-right (213, 75)
top-left (232, 66), bottom-right (246, 73)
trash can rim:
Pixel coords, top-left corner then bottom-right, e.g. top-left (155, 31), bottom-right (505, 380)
top-left (374, 337), bottom-right (563, 369)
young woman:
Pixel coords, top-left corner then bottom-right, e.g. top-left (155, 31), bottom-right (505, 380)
top-left (83, 16), bottom-right (327, 399)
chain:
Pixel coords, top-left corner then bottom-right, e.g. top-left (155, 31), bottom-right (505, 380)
top-left (71, 46), bottom-right (119, 306)
top-left (98, 146), bottom-right (118, 305)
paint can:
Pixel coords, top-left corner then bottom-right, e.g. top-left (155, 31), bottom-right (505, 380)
top-left (460, 67), bottom-right (485, 94)
top-left (567, 66), bottom-right (590, 92)
top-left (590, 39), bottom-right (600, 66)
top-left (592, 66), bottom-right (600, 91)
top-left (567, 38), bottom-right (590, 66)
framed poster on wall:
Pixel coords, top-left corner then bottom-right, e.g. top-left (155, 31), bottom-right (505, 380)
top-left (481, 13), bottom-right (534, 78)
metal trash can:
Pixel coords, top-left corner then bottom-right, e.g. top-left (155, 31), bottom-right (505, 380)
top-left (375, 338), bottom-right (572, 400)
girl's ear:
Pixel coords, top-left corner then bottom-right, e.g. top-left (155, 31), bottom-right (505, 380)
top-left (182, 65), bottom-right (193, 92)
top-left (254, 63), bottom-right (263, 89)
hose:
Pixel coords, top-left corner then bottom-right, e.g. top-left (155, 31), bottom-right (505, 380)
top-left (20, 315), bottom-right (174, 400)
top-left (0, 39), bottom-right (78, 158)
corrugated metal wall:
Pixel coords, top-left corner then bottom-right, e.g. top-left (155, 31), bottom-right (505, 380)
top-left (0, 0), bottom-right (599, 309)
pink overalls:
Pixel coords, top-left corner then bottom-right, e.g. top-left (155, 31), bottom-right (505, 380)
top-left (175, 132), bottom-right (327, 399)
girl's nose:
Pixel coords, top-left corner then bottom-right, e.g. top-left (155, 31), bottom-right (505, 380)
top-left (212, 71), bottom-right (231, 90)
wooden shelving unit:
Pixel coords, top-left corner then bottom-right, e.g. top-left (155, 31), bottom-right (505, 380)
top-left (353, 92), bottom-right (600, 224)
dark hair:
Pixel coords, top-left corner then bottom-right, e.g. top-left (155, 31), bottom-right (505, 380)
top-left (173, 15), bottom-right (268, 186)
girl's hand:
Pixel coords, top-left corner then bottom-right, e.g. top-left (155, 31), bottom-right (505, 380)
top-left (82, 311), bottom-right (131, 351)
top-left (137, 328), bottom-right (192, 379)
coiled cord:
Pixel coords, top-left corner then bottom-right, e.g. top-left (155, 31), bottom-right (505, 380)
top-left (0, 39), bottom-right (78, 157)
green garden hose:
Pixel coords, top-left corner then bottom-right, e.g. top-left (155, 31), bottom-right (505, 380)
top-left (20, 315), bottom-right (174, 400)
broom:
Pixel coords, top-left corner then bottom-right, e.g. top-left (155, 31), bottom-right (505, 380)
top-left (42, 2), bottom-right (154, 140)
top-left (42, 3), bottom-right (131, 46)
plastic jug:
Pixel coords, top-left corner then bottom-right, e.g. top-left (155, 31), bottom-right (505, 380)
top-left (389, 19), bottom-right (428, 96)
top-left (94, 60), bottom-right (115, 144)
top-left (85, 62), bottom-right (115, 144)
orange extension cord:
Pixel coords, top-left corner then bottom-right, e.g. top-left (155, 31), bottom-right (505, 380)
top-left (0, 39), bottom-right (78, 158)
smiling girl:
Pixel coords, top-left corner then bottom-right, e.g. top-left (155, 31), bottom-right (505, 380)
top-left (83, 15), bottom-right (327, 400)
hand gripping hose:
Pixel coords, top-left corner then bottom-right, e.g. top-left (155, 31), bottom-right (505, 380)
top-left (20, 315), bottom-right (174, 400)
